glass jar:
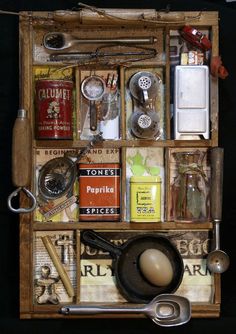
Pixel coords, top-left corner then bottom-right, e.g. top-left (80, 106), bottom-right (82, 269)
top-left (171, 150), bottom-right (210, 222)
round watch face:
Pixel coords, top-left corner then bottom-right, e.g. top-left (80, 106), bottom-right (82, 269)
top-left (38, 157), bottom-right (76, 200)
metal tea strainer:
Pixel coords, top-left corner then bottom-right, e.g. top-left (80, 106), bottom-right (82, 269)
top-left (81, 75), bottom-right (106, 131)
top-left (38, 134), bottom-right (102, 200)
top-left (38, 157), bottom-right (76, 200)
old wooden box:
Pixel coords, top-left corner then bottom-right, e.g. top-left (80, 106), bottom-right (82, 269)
top-left (17, 7), bottom-right (221, 319)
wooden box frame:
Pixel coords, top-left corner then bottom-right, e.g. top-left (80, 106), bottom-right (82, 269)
top-left (18, 8), bottom-right (221, 319)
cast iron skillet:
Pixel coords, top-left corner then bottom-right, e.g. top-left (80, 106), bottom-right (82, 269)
top-left (81, 230), bottom-right (184, 303)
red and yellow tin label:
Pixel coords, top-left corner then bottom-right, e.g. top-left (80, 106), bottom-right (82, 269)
top-left (35, 79), bottom-right (73, 139)
top-left (79, 163), bottom-right (120, 221)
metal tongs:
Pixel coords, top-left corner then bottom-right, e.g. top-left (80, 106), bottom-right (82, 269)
top-left (49, 44), bottom-right (157, 63)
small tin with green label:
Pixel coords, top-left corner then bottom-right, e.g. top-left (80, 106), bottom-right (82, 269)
top-left (130, 176), bottom-right (161, 222)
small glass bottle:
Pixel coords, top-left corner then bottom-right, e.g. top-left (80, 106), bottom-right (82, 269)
top-left (171, 150), bottom-right (210, 222)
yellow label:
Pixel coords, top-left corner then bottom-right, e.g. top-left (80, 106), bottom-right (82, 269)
top-left (34, 66), bottom-right (74, 80)
top-left (137, 191), bottom-right (153, 205)
top-left (130, 179), bottom-right (161, 222)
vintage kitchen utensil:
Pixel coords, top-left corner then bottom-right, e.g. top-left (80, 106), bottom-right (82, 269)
top-left (99, 75), bottom-right (120, 140)
top-left (81, 230), bottom-right (184, 303)
top-left (49, 48), bottom-right (157, 63)
top-left (38, 134), bottom-right (102, 200)
top-left (130, 109), bottom-right (161, 139)
top-left (60, 293), bottom-right (191, 327)
top-left (129, 71), bottom-right (161, 105)
top-left (207, 147), bottom-right (230, 273)
top-left (8, 40), bottom-right (36, 213)
top-left (38, 156), bottom-right (76, 200)
top-left (129, 71), bottom-right (161, 139)
top-left (43, 32), bottom-right (157, 51)
top-left (207, 220), bottom-right (230, 273)
top-left (81, 75), bottom-right (106, 131)
top-left (7, 109), bottom-right (37, 213)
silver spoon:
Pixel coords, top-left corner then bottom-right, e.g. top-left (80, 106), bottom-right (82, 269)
top-left (43, 32), bottom-right (157, 51)
top-left (207, 147), bottom-right (230, 274)
top-left (207, 220), bottom-right (230, 273)
top-left (60, 294), bottom-right (191, 327)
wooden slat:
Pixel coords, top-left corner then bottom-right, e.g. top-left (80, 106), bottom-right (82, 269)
top-left (76, 230), bottom-right (81, 303)
top-left (19, 15), bottom-right (34, 316)
top-left (164, 27), bottom-right (171, 140)
top-left (120, 66), bottom-right (126, 140)
top-left (214, 273), bottom-right (221, 304)
top-left (75, 67), bottom-right (81, 140)
top-left (19, 219), bottom-right (32, 314)
top-left (35, 139), bottom-right (213, 148)
top-left (23, 10), bottom-right (219, 27)
top-left (210, 24), bottom-right (219, 146)
top-left (33, 222), bottom-right (213, 231)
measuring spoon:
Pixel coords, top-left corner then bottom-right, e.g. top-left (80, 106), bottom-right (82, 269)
top-left (43, 32), bottom-right (157, 51)
top-left (60, 294), bottom-right (191, 327)
top-left (206, 147), bottom-right (230, 273)
top-left (207, 220), bottom-right (230, 273)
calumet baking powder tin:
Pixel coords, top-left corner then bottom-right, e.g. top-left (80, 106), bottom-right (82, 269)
top-left (130, 176), bottom-right (161, 222)
top-left (35, 80), bottom-right (73, 139)
top-left (79, 163), bottom-right (120, 221)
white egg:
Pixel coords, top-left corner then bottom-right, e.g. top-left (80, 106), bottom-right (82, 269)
top-left (139, 248), bottom-right (174, 286)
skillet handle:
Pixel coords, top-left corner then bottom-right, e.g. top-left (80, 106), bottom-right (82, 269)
top-left (81, 230), bottom-right (122, 257)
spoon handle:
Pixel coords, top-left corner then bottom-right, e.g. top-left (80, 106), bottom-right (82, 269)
top-left (60, 304), bottom-right (145, 315)
top-left (90, 100), bottom-right (97, 131)
top-left (210, 147), bottom-right (224, 221)
top-left (214, 220), bottom-right (220, 251)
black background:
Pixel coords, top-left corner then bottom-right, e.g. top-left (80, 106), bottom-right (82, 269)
top-left (0, 0), bottom-right (236, 333)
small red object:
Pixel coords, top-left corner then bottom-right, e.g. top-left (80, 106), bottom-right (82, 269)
top-left (211, 56), bottom-right (229, 79)
top-left (180, 25), bottom-right (212, 51)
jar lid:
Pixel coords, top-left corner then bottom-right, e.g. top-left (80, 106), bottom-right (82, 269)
top-left (130, 176), bottom-right (161, 183)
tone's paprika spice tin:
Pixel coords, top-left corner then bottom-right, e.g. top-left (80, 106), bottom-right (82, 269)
top-left (35, 79), bottom-right (73, 139)
top-left (79, 163), bottom-right (120, 221)
top-left (130, 176), bottom-right (161, 222)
